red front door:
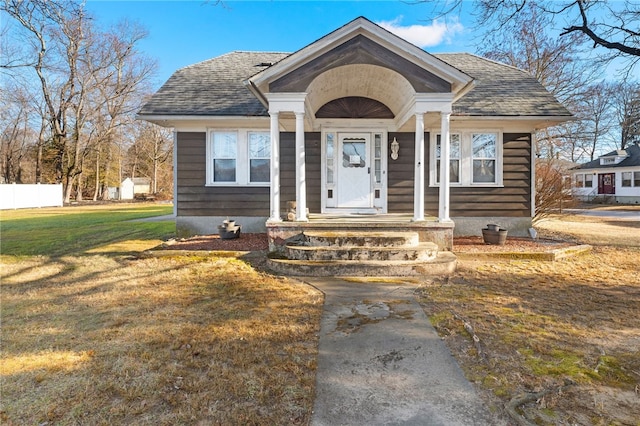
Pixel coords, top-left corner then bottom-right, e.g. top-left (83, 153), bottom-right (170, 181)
top-left (598, 173), bottom-right (615, 194)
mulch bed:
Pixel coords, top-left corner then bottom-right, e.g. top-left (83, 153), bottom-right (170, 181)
top-left (161, 234), bottom-right (572, 253)
top-left (453, 236), bottom-right (573, 253)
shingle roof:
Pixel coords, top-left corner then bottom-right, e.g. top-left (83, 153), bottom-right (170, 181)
top-left (434, 53), bottom-right (571, 117)
top-left (139, 51), bottom-right (571, 118)
top-left (139, 52), bottom-right (289, 116)
top-left (573, 144), bottom-right (640, 170)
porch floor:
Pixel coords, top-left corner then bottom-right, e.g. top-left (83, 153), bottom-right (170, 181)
top-left (304, 213), bottom-right (438, 223)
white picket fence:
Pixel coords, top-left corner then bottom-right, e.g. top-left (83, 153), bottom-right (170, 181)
top-left (0, 184), bottom-right (64, 210)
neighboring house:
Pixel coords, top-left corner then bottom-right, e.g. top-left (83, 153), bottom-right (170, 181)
top-left (120, 177), bottom-right (152, 200)
top-left (571, 144), bottom-right (640, 204)
top-left (138, 17), bottom-right (571, 243)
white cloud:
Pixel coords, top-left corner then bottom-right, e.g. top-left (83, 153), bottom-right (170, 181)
top-left (377, 17), bottom-right (464, 48)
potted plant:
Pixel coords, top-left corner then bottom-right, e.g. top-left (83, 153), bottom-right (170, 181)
top-left (482, 224), bottom-right (507, 245)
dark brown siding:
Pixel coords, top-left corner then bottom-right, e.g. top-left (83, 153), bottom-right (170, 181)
top-left (176, 132), bottom-right (270, 217)
top-left (176, 131), bottom-right (322, 217)
top-left (448, 133), bottom-right (532, 217)
top-left (388, 132), bottom-right (419, 213)
top-left (279, 132), bottom-right (322, 214)
top-left (387, 132), bottom-right (532, 217)
top-left (177, 131), bottom-right (531, 218)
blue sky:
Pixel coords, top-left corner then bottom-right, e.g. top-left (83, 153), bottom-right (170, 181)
top-left (85, 0), bottom-right (477, 88)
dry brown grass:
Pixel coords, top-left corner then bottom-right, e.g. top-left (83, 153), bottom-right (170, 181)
top-left (419, 211), bottom-right (640, 425)
top-left (1, 254), bottom-right (323, 425)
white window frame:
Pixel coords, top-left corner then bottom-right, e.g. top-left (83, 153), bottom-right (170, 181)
top-left (247, 131), bottom-right (271, 184)
top-left (430, 130), bottom-right (503, 187)
top-left (621, 171), bottom-right (632, 187)
top-left (574, 173), bottom-right (594, 188)
top-left (206, 129), bottom-right (270, 187)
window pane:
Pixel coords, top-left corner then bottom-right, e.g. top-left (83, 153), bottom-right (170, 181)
top-left (249, 133), bottom-right (270, 158)
top-left (326, 133), bottom-right (334, 184)
top-left (214, 159), bottom-right (236, 182)
top-left (450, 159), bottom-right (460, 183)
top-left (634, 172), bottom-right (640, 187)
top-left (622, 172), bottom-right (632, 187)
top-left (472, 133), bottom-right (496, 158)
top-left (473, 159), bottom-right (495, 183)
top-left (342, 140), bottom-right (366, 168)
top-left (250, 159), bottom-right (270, 182)
top-left (374, 134), bottom-right (381, 158)
top-left (436, 159), bottom-right (461, 183)
top-left (375, 159), bottom-right (381, 183)
top-left (576, 174), bottom-right (584, 187)
top-left (585, 174), bottom-right (593, 186)
top-left (436, 134), bottom-right (460, 159)
top-left (213, 133), bottom-right (236, 158)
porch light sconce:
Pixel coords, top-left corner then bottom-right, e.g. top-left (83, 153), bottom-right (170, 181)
top-left (391, 137), bottom-right (399, 160)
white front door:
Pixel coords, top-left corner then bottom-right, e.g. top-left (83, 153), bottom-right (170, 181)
top-left (337, 133), bottom-right (372, 209)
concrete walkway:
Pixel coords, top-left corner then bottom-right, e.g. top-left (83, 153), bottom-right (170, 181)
top-left (304, 277), bottom-right (505, 426)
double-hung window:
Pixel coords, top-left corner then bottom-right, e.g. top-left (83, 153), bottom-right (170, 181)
top-left (212, 132), bottom-right (237, 183)
top-left (472, 133), bottom-right (497, 184)
top-left (248, 132), bottom-right (270, 183)
top-left (431, 131), bottom-right (502, 186)
top-left (207, 130), bottom-right (270, 186)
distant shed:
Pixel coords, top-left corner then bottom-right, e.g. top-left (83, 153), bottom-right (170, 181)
top-left (120, 177), bottom-right (152, 200)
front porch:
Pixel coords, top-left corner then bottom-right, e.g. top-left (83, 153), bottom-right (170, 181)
top-left (267, 213), bottom-right (454, 253)
top-left (266, 214), bottom-right (456, 277)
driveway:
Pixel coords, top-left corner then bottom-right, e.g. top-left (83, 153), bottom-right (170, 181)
top-left (564, 209), bottom-right (640, 221)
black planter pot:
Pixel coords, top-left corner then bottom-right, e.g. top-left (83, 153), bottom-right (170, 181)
top-left (482, 228), bottom-right (508, 245)
top-left (218, 220), bottom-right (241, 239)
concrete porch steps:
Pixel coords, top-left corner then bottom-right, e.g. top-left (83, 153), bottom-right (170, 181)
top-left (303, 230), bottom-right (419, 248)
top-left (285, 242), bottom-right (439, 261)
top-left (267, 252), bottom-right (457, 277)
top-left (267, 230), bottom-right (456, 277)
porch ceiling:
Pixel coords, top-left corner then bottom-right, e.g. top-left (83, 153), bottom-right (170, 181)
top-left (306, 64), bottom-right (414, 117)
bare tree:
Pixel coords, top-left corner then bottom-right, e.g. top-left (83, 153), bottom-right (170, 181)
top-left (534, 159), bottom-right (576, 222)
top-left (2, 1), bottom-right (157, 201)
top-left (419, 0), bottom-right (640, 74)
top-left (0, 85), bottom-right (31, 183)
top-left (612, 80), bottom-right (640, 149)
top-left (125, 121), bottom-right (173, 198)
top-left (2, 0), bottom-right (83, 200)
top-left (576, 82), bottom-right (617, 160)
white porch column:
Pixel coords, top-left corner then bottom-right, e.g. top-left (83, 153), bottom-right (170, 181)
top-left (438, 111), bottom-right (452, 222)
top-left (295, 111), bottom-right (307, 221)
top-left (413, 113), bottom-right (425, 221)
top-left (269, 112), bottom-right (281, 221)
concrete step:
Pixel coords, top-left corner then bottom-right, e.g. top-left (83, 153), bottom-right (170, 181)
top-left (302, 230), bottom-right (419, 248)
top-left (285, 242), bottom-right (439, 261)
top-left (266, 251), bottom-right (457, 277)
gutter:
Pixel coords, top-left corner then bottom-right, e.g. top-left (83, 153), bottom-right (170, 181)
top-left (243, 79), bottom-right (270, 110)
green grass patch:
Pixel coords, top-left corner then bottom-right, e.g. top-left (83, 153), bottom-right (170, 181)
top-left (0, 204), bottom-right (174, 256)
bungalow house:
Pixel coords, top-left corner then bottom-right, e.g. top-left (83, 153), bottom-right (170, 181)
top-left (570, 144), bottom-right (640, 204)
top-left (138, 17), bottom-right (571, 273)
